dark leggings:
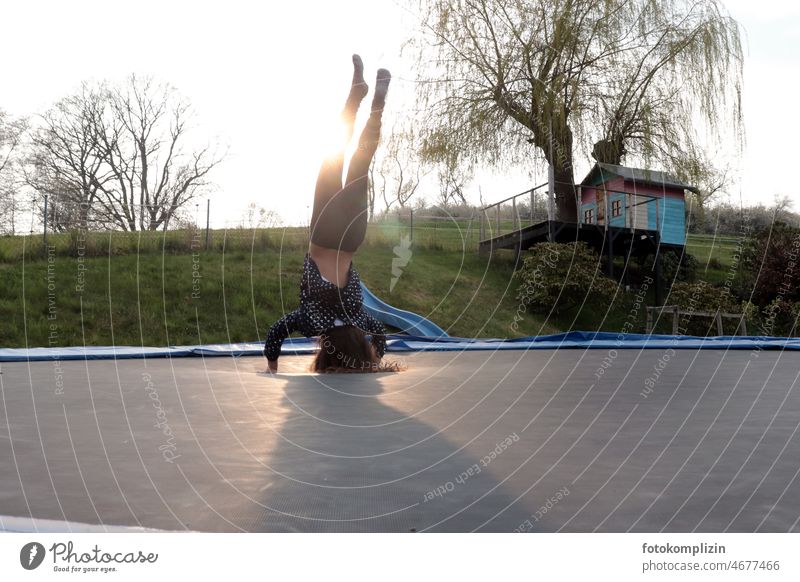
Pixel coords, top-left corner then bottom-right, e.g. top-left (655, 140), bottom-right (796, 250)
top-left (309, 89), bottom-right (383, 252)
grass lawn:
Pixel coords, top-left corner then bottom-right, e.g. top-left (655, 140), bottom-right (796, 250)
top-left (0, 226), bottom-right (733, 348)
top-left (0, 237), bottom-right (563, 348)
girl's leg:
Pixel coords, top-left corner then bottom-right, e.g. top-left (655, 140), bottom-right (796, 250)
top-left (332, 68), bottom-right (391, 252)
top-left (310, 65), bottom-right (391, 254)
top-left (345, 68), bottom-right (391, 187)
top-left (311, 55), bottom-right (368, 231)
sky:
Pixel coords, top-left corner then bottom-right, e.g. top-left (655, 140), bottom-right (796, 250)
top-left (1, 0), bottom-right (798, 228)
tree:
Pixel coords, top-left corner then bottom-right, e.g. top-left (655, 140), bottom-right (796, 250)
top-left (0, 110), bottom-right (27, 234)
top-left (680, 154), bottom-right (731, 233)
top-left (740, 222), bottom-right (800, 307)
top-left (369, 127), bottom-right (427, 216)
top-left (435, 157), bottom-right (472, 208)
top-left (407, 0), bottom-right (743, 221)
top-left (771, 194), bottom-right (795, 225)
top-left (26, 84), bottom-right (111, 231)
top-left (27, 76), bottom-right (224, 231)
top-left (241, 202), bottom-right (281, 229)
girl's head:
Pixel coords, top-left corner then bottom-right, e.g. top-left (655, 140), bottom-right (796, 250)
top-left (312, 325), bottom-right (399, 373)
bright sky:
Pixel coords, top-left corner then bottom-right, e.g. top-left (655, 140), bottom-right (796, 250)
top-left (2, 0), bottom-right (798, 227)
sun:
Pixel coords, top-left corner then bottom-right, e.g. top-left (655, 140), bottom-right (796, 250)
top-left (315, 116), bottom-right (352, 161)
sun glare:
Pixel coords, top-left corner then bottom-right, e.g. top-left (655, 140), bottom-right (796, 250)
top-left (313, 116), bottom-right (350, 160)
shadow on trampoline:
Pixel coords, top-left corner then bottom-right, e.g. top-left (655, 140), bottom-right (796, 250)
top-left (241, 369), bottom-right (536, 532)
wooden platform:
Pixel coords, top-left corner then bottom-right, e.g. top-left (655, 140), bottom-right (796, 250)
top-left (479, 219), bottom-right (683, 304)
top-left (478, 219), bottom-right (678, 260)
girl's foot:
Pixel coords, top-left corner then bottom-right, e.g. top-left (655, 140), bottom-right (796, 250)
top-left (371, 68), bottom-right (391, 112)
top-left (347, 54), bottom-right (369, 105)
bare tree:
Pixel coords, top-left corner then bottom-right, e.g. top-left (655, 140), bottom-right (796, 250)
top-left (407, 0), bottom-right (743, 221)
top-left (370, 128), bottom-right (428, 214)
top-left (27, 76), bottom-right (224, 231)
top-left (26, 84), bottom-right (112, 231)
top-left (91, 75), bottom-right (224, 230)
top-left (0, 110), bottom-right (28, 234)
top-left (772, 194), bottom-right (794, 224)
top-left (436, 158), bottom-right (472, 208)
top-left (679, 154), bottom-right (731, 232)
top-left (241, 201), bottom-right (282, 229)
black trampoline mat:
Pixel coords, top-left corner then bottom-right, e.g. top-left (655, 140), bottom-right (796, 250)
top-left (1, 349), bottom-right (799, 532)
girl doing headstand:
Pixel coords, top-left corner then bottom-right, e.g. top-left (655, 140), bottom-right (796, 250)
top-left (264, 55), bottom-right (394, 373)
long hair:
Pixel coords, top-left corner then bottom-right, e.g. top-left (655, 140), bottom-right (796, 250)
top-left (311, 325), bottom-right (400, 373)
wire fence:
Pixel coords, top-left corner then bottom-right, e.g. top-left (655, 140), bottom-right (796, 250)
top-left (0, 207), bottom-right (485, 262)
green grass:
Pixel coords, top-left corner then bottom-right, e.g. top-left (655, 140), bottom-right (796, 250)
top-left (0, 226), bottom-right (737, 348)
top-left (685, 233), bottom-right (740, 265)
top-left (0, 238), bottom-right (567, 348)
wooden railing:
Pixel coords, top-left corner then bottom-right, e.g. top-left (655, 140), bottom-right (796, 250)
top-left (645, 306), bottom-right (747, 335)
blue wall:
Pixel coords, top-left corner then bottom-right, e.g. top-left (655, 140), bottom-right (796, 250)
top-left (582, 192), bottom-right (686, 246)
top-left (607, 193), bottom-right (626, 228)
top-left (648, 196), bottom-right (685, 245)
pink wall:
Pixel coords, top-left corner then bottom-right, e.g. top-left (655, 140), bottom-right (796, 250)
top-left (621, 180), bottom-right (684, 199)
top-left (581, 176), bottom-right (625, 204)
top-left (581, 176), bottom-right (684, 204)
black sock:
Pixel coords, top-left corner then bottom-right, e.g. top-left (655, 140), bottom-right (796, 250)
top-left (371, 68), bottom-right (391, 113)
top-left (344, 54), bottom-right (369, 112)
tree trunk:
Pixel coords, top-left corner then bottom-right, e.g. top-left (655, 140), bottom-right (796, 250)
top-left (591, 137), bottom-right (626, 166)
top-left (552, 125), bottom-right (577, 222)
top-left (695, 196), bottom-right (707, 233)
top-left (554, 164), bottom-right (577, 222)
top-left (529, 112), bottom-right (579, 223)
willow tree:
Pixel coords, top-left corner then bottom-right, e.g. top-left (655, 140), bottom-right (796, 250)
top-left (407, 0), bottom-right (743, 221)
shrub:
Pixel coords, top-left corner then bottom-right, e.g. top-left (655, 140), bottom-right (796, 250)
top-left (666, 281), bottom-right (740, 335)
top-left (640, 248), bottom-right (698, 283)
top-left (757, 299), bottom-right (799, 337)
top-left (741, 222), bottom-right (800, 306)
top-left (668, 281), bottom-right (738, 312)
top-left (516, 241), bottom-right (618, 314)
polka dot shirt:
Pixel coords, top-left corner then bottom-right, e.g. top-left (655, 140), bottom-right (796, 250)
top-left (263, 253), bottom-right (387, 361)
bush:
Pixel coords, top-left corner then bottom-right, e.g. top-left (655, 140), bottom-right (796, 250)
top-left (669, 281), bottom-right (738, 311)
top-left (666, 281), bottom-right (740, 335)
top-left (640, 248), bottom-right (698, 283)
top-left (741, 222), bottom-right (800, 306)
top-left (756, 299), bottom-right (799, 337)
top-left (516, 241), bottom-right (618, 314)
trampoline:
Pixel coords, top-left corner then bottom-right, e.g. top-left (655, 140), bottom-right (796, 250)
top-left (2, 345), bottom-right (799, 532)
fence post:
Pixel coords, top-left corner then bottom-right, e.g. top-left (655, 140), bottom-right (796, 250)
top-left (646, 307), bottom-right (653, 334)
top-left (42, 193), bottom-right (48, 252)
top-left (512, 196), bottom-right (518, 232)
top-left (672, 306), bottom-right (679, 335)
top-left (530, 189), bottom-right (535, 225)
top-left (409, 208), bottom-right (414, 242)
top-left (205, 199), bottom-right (211, 250)
top-left (656, 199), bottom-right (661, 233)
top-left (496, 205), bottom-right (500, 236)
top-left (715, 312), bottom-right (724, 336)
